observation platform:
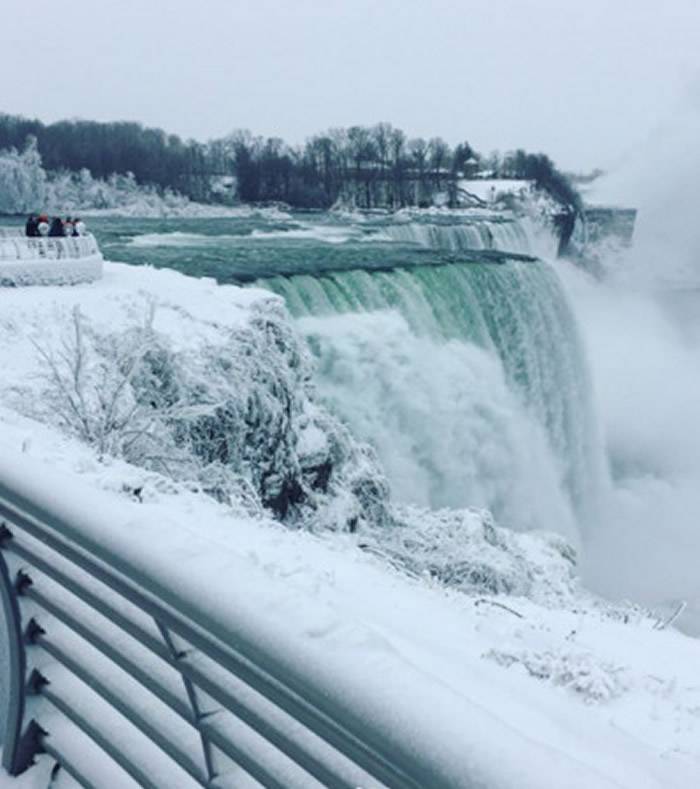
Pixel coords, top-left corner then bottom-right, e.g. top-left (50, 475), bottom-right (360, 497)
top-left (0, 228), bottom-right (103, 286)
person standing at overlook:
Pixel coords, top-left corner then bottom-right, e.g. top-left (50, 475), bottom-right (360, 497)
top-left (24, 214), bottom-right (38, 237)
top-left (48, 217), bottom-right (64, 237)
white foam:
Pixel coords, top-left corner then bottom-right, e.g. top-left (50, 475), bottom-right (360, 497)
top-left (299, 309), bottom-right (578, 539)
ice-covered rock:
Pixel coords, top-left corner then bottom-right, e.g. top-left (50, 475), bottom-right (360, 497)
top-left (0, 262), bottom-right (390, 532)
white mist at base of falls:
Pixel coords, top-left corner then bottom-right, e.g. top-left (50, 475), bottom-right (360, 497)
top-left (300, 309), bottom-right (578, 540)
top-left (559, 261), bottom-right (700, 631)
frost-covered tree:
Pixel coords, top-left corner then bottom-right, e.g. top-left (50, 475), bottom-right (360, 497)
top-left (29, 303), bottom-right (392, 530)
top-left (0, 137), bottom-right (47, 213)
top-left (0, 142), bottom-right (199, 216)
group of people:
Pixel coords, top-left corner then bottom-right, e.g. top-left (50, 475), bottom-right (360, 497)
top-left (25, 214), bottom-right (87, 238)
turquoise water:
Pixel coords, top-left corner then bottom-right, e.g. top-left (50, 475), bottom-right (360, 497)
top-left (87, 211), bottom-right (536, 283)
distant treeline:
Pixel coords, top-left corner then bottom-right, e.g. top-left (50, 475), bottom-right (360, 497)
top-left (0, 113), bottom-right (581, 213)
top-left (0, 114), bottom-right (211, 201)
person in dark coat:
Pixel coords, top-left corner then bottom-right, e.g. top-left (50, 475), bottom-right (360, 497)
top-left (25, 214), bottom-right (39, 237)
top-left (48, 217), bottom-right (65, 237)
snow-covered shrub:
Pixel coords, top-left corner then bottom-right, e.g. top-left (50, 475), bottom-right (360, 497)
top-left (31, 304), bottom-right (183, 464)
top-left (361, 505), bottom-right (580, 604)
top-left (0, 143), bottom-right (221, 217)
top-left (163, 300), bottom-right (392, 528)
top-left (28, 300), bottom-right (391, 531)
top-left (44, 169), bottom-right (201, 216)
top-left (485, 648), bottom-right (629, 703)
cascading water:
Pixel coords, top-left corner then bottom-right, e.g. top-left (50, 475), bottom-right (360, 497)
top-left (257, 249), bottom-right (602, 541)
top-left (376, 215), bottom-right (558, 258)
top-left (380, 219), bottom-right (530, 253)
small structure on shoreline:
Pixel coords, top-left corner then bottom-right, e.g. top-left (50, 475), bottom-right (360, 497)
top-left (0, 228), bottom-right (103, 286)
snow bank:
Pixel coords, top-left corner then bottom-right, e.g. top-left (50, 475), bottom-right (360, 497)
top-left (459, 179), bottom-right (534, 204)
top-left (78, 201), bottom-right (291, 220)
top-left (1, 422), bottom-right (699, 788)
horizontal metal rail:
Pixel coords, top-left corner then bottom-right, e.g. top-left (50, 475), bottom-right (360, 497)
top-left (7, 536), bottom-right (372, 787)
top-left (0, 474), bottom-right (451, 788)
top-left (35, 630), bottom-right (207, 785)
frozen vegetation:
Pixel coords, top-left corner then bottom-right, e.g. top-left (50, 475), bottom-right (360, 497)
top-left (0, 142), bottom-right (241, 218)
top-left (0, 261), bottom-right (699, 786)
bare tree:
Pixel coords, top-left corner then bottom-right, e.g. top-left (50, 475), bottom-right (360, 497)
top-left (32, 305), bottom-right (167, 463)
top-left (428, 137), bottom-right (452, 189)
top-left (408, 138), bottom-right (428, 205)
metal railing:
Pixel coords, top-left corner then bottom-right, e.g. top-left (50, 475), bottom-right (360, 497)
top-left (0, 470), bottom-right (458, 788)
top-left (0, 233), bottom-right (100, 262)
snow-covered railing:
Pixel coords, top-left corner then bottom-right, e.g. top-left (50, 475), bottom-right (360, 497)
top-left (0, 468), bottom-right (442, 789)
top-left (0, 234), bottom-right (100, 262)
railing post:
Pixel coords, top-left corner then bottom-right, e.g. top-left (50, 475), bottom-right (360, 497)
top-left (0, 525), bottom-right (28, 775)
top-left (154, 619), bottom-right (217, 783)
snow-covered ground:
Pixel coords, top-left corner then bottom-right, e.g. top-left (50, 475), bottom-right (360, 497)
top-left (458, 179), bottom-right (534, 204)
top-left (1, 263), bottom-right (700, 787)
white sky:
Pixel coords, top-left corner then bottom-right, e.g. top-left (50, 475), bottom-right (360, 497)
top-left (2, 0), bottom-right (699, 171)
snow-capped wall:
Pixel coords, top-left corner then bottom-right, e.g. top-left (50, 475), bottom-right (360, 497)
top-left (0, 256), bottom-right (103, 287)
top-left (0, 233), bottom-right (104, 286)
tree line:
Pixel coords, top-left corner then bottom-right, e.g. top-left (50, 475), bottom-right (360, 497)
top-left (0, 113), bottom-right (581, 214)
top-left (0, 114), bottom-right (211, 201)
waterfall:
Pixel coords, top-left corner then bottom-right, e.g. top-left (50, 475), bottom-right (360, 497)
top-left (257, 258), bottom-right (602, 539)
top-left (376, 215), bottom-right (558, 258)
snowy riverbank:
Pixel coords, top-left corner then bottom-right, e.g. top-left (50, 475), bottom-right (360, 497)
top-left (1, 262), bottom-right (700, 787)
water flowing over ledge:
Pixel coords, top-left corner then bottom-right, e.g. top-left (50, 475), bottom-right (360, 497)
top-left (257, 257), bottom-right (603, 539)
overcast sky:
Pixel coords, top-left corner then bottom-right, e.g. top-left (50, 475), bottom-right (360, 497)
top-left (2, 0), bottom-right (699, 171)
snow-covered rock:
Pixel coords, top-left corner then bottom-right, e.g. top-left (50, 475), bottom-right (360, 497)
top-left (0, 262), bottom-right (390, 532)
